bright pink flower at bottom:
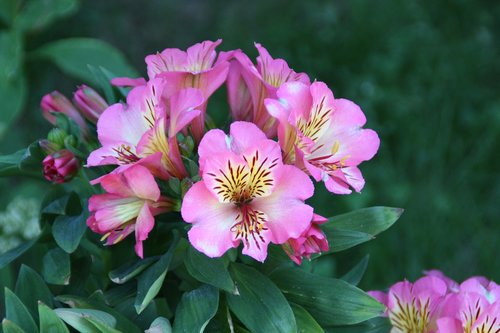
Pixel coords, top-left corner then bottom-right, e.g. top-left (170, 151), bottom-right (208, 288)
top-left (87, 165), bottom-right (174, 258)
top-left (283, 214), bottom-right (329, 265)
top-left (181, 121), bottom-right (314, 262)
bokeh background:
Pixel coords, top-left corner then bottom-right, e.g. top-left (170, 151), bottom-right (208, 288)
top-left (1, 0), bottom-right (499, 290)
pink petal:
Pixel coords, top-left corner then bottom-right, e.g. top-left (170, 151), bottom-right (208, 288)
top-left (197, 129), bottom-right (229, 173)
top-left (145, 48), bottom-right (186, 78)
top-left (229, 121), bottom-right (268, 153)
top-left (97, 103), bottom-right (148, 147)
top-left (186, 39), bottom-right (222, 73)
top-left (111, 77), bottom-right (147, 87)
top-left (134, 203), bottom-right (155, 258)
top-left (100, 165), bottom-right (160, 201)
top-left (436, 317), bottom-right (463, 333)
top-left (168, 88), bottom-right (203, 137)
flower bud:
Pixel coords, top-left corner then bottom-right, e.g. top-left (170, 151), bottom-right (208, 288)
top-left (42, 149), bottom-right (79, 184)
top-left (73, 85), bottom-right (108, 123)
top-left (41, 91), bottom-right (89, 138)
top-left (47, 128), bottom-right (68, 148)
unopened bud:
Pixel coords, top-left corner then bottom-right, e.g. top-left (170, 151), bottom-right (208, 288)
top-left (42, 149), bottom-right (79, 184)
top-left (73, 85), bottom-right (108, 123)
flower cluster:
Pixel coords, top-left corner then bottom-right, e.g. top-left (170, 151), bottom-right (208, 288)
top-left (369, 271), bottom-right (500, 333)
top-left (40, 40), bottom-right (380, 262)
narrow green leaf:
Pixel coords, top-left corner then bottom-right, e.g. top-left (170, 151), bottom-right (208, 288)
top-left (226, 263), bottom-right (297, 333)
top-left (0, 239), bottom-right (37, 270)
top-left (55, 308), bottom-right (116, 333)
top-left (34, 38), bottom-right (137, 85)
top-left (84, 317), bottom-right (121, 333)
top-left (135, 236), bottom-right (179, 314)
top-left (184, 247), bottom-right (236, 293)
top-left (14, 0), bottom-right (79, 32)
top-left (2, 319), bottom-right (26, 333)
top-left (52, 211), bottom-right (87, 253)
top-left (326, 229), bottom-right (373, 253)
top-left (108, 256), bottom-right (158, 284)
top-left (38, 302), bottom-right (70, 333)
top-left (42, 248), bottom-right (71, 285)
top-left (325, 317), bottom-right (392, 333)
top-left (340, 255), bottom-right (370, 286)
top-left (15, 265), bottom-right (54, 319)
top-left (4, 288), bottom-right (39, 333)
top-left (270, 267), bottom-right (384, 326)
top-left (173, 285), bottom-right (219, 333)
top-left (291, 303), bottom-right (324, 333)
top-left (146, 317), bottom-right (172, 333)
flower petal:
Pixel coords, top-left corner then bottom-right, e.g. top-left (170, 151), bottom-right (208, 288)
top-left (134, 203), bottom-right (155, 258)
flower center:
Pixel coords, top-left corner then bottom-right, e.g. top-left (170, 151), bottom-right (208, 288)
top-left (230, 204), bottom-right (268, 249)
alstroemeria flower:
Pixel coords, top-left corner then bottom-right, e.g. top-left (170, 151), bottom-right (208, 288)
top-left (41, 91), bottom-right (89, 138)
top-left (375, 276), bottom-right (447, 333)
top-left (265, 81), bottom-right (380, 194)
top-left (282, 214), bottom-right (329, 265)
top-left (87, 78), bottom-right (203, 179)
top-left (87, 165), bottom-right (174, 258)
top-left (227, 43), bottom-right (310, 137)
top-left (145, 39), bottom-right (229, 141)
top-left (181, 121), bottom-right (314, 262)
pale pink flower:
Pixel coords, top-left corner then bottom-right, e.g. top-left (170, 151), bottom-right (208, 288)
top-left (87, 165), bottom-right (174, 258)
top-left (181, 121), bottom-right (314, 262)
top-left (87, 78), bottom-right (203, 179)
top-left (385, 276), bottom-right (447, 333)
top-left (282, 214), bottom-right (329, 265)
top-left (43, 149), bottom-right (79, 183)
top-left (73, 85), bottom-right (108, 123)
top-left (145, 39), bottom-right (229, 141)
top-left (265, 81), bottom-right (380, 194)
top-left (41, 91), bottom-right (89, 138)
top-left (227, 43), bottom-right (310, 137)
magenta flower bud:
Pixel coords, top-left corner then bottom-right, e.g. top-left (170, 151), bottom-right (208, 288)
top-left (73, 85), bottom-right (108, 123)
top-left (40, 91), bottom-right (89, 137)
top-left (43, 149), bottom-right (79, 184)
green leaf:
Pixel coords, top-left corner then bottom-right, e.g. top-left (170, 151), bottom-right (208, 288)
top-left (325, 317), bottom-right (392, 333)
top-left (326, 229), bottom-right (373, 253)
top-left (291, 303), bottom-right (324, 333)
top-left (42, 191), bottom-right (80, 215)
top-left (15, 265), bottom-right (54, 319)
top-left (0, 142), bottom-right (44, 178)
top-left (184, 247), bottom-right (236, 293)
top-left (226, 263), bottom-right (296, 333)
top-left (42, 248), bottom-right (71, 285)
top-left (52, 210), bottom-right (87, 253)
top-left (108, 256), bottom-right (158, 284)
top-left (4, 288), bottom-right (39, 333)
top-left (173, 285), bottom-right (219, 333)
top-left (0, 31), bottom-right (27, 139)
top-left (0, 239), bottom-right (37, 270)
top-left (270, 267), bottom-right (384, 326)
top-left (54, 308), bottom-right (116, 333)
top-left (14, 0), bottom-right (79, 32)
top-left (2, 319), bottom-right (26, 333)
top-left (34, 38), bottom-right (137, 85)
top-left (146, 317), bottom-right (172, 333)
top-left (0, 0), bottom-right (18, 26)
top-left (340, 255), bottom-right (370, 286)
top-left (135, 235), bottom-right (179, 314)
top-left (38, 302), bottom-right (70, 333)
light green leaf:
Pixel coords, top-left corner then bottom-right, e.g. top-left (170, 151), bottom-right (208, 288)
top-left (146, 317), bottom-right (172, 333)
top-left (42, 248), bottom-right (71, 285)
top-left (173, 285), bottom-right (219, 333)
top-left (34, 38), bottom-right (137, 85)
top-left (270, 267), bottom-right (384, 326)
top-left (4, 288), bottom-right (39, 333)
top-left (291, 303), bottom-right (324, 333)
top-left (184, 247), bottom-right (236, 293)
top-left (226, 263), bottom-right (296, 333)
top-left (15, 265), bottom-right (53, 319)
top-left (55, 308), bottom-right (116, 333)
top-left (38, 302), bottom-right (70, 333)
top-left (340, 255), bottom-right (370, 286)
top-left (14, 0), bottom-right (78, 32)
top-left (2, 319), bottom-right (26, 333)
top-left (108, 256), bottom-right (158, 284)
top-left (135, 235), bottom-right (179, 314)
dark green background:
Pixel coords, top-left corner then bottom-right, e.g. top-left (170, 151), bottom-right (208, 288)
top-left (1, 0), bottom-right (499, 290)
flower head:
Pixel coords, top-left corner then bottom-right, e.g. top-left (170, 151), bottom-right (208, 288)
top-left (227, 43), bottom-right (310, 137)
top-left (181, 121), bottom-right (314, 262)
top-left (265, 81), bottom-right (380, 194)
top-left (87, 165), bottom-right (174, 258)
top-left (43, 149), bottom-right (79, 183)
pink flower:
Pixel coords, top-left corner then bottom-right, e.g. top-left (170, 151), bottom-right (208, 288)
top-left (227, 43), bottom-right (310, 137)
top-left (41, 91), bottom-right (89, 138)
top-left (87, 78), bottom-right (203, 179)
top-left (181, 121), bottom-right (314, 262)
top-left (282, 214), bottom-right (329, 265)
top-left (145, 39), bottom-right (230, 141)
top-left (424, 270), bottom-right (460, 293)
top-left (73, 85), bottom-right (108, 123)
top-left (384, 276), bottom-right (447, 333)
top-left (265, 81), bottom-right (380, 194)
top-left (87, 165), bottom-right (174, 258)
top-left (43, 149), bottom-right (79, 183)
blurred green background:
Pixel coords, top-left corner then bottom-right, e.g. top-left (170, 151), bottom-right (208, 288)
top-left (1, 0), bottom-right (498, 290)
